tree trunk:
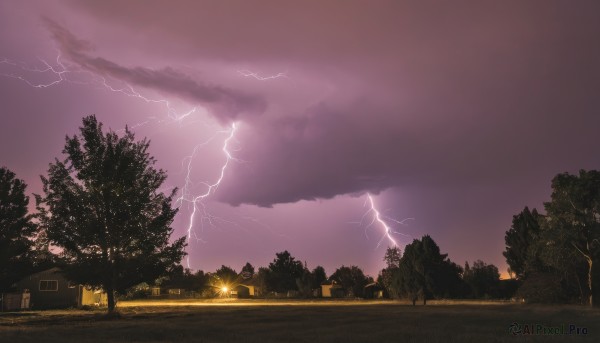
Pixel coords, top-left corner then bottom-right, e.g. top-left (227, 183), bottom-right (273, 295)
top-left (412, 297), bottom-right (416, 306)
top-left (107, 286), bottom-right (116, 313)
top-left (423, 297), bottom-right (426, 305)
top-left (588, 259), bottom-right (593, 307)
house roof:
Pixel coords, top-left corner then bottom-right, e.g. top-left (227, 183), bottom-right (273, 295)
top-left (20, 267), bottom-right (63, 280)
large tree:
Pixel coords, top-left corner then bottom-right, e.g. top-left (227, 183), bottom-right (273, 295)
top-left (0, 167), bottom-right (36, 291)
top-left (331, 265), bottom-right (370, 298)
top-left (311, 265), bottom-right (327, 290)
top-left (463, 260), bottom-right (500, 298)
top-left (393, 235), bottom-right (463, 304)
top-left (379, 246), bottom-right (402, 298)
top-left (543, 170), bottom-right (600, 306)
top-left (36, 115), bottom-right (186, 313)
top-left (267, 250), bottom-right (304, 293)
top-left (503, 207), bottom-right (543, 279)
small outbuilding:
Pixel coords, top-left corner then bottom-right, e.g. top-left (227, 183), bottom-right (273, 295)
top-left (13, 268), bottom-right (106, 309)
top-left (234, 284), bottom-right (255, 298)
top-left (364, 282), bottom-right (384, 299)
top-left (321, 280), bottom-right (344, 298)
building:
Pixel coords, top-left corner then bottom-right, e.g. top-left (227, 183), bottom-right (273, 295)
top-left (321, 280), bottom-right (344, 298)
top-left (364, 282), bottom-right (384, 299)
top-left (0, 292), bottom-right (30, 311)
top-left (14, 268), bottom-right (106, 309)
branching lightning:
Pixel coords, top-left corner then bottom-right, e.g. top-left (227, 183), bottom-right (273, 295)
top-left (176, 124), bottom-right (238, 234)
top-left (1, 54), bottom-right (197, 123)
top-left (356, 193), bottom-right (414, 249)
top-left (1, 53), bottom-right (243, 269)
top-left (237, 69), bottom-right (287, 81)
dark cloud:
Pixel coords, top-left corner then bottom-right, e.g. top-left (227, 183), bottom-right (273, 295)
top-left (41, 2), bottom-right (600, 209)
top-left (43, 17), bottom-right (266, 123)
top-left (3, 0), bottom-right (600, 275)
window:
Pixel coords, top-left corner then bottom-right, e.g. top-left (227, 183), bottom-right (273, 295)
top-left (39, 280), bottom-right (58, 291)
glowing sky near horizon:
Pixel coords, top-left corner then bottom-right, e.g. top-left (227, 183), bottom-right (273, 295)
top-left (2, 0), bottom-right (600, 278)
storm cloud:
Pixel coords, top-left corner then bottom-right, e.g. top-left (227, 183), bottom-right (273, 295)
top-left (43, 17), bottom-right (266, 123)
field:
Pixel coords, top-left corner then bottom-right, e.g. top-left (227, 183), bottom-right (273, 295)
top-left (1, 299), bottom-right (599, 342)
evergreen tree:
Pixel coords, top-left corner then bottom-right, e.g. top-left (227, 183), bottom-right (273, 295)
top-left (267, 250), bottom-right (304, 293)
top-left (311, 265), bottom-right (327, 289)
top-left (503, 207), bottom-right (543, 279)
top-left (0, 167), bottom-right (36, 291)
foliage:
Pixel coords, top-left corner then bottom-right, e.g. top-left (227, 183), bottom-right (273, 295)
top-left (331, 265), bottom-right (370, 298)
top-left (254, 267), bottom-right (271, 295)
top-left (241, 262), bottom-right (255, 279)
top-left (35, 115), bottom-right (186, 312)
top-left (267, 250), bottom-right (304, 293)
top-left (379, 246), bottom-right (402, 298)
top-left (296, 267), bottom-right (313, 297)
top-left (503, 207), bottom-right (543, 279)
top-left (392, 235), bottom-right (464, 304)
top-left (542, 170), bottom-right (600, 306)
top-left (162, 265), bottom-right (208, 292)
top-left (463, 260), bottom-right (500, 298)
top-left (516, 271), bottom-right (567, 303)
top-left (383, 246), bottom-right (401, 269)
top-left (311, 265), bottom-right (327, 289)
top-left (0, 167), bottom-right (36, 291)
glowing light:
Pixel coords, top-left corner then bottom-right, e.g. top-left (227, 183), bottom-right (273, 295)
top-left (221, 287), bottom-right (228, 293)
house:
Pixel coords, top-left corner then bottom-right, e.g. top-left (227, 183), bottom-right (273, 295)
top-left (321, 280), bottom-right (344, 298)
top-left (13, 268), bottom-right (107, 309)
top-left (364, 282), bottom-right (384, 299)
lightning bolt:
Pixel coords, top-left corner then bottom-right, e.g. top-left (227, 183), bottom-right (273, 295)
top-left (356, 193), bottom-right (414, 249)
top-left (2, 53), bottom-right (244, 269)
top-left (237, 69), bottom-right (288, 81)
top-left (1, 54), bottom-right (197, 123)
top-left (175, 122), bottom-right (239, 267)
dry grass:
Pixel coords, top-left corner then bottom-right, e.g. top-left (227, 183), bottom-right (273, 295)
top-left (1, 299), bottom-right (599, 342)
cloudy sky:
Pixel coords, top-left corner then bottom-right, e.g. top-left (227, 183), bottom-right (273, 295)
top-left (2, 0), bottom-right (600, 278)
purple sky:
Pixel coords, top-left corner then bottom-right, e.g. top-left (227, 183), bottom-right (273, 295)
top-left (2, 0), bottom-right (600, 278)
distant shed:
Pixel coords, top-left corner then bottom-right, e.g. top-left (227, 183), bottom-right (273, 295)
top-left (321, 281), bottom-right (344, 298)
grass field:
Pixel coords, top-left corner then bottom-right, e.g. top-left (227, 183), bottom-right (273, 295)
top-left (1, 299), bottom-right (599, 342)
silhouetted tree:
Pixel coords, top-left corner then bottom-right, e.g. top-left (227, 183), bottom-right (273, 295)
top-left (503, 207), bottom-right (543, 279)
top-left (380, 246), bottom-right (402, 298)
top-left (255, 267), bottom-right (271, 295)
top-left (0, 167), bottom-right (36, 291)
top-left (542, 170), bottom-right (600, 306)
top-left (384, 246), bottom-right (401, 268)
top-left (394, 235), bottom-right (462, 304)
top-left (311, 265), bottom-right (327, 289)
top-left (331, 265), bottom-right (370, 298)
top-left (36, 115), bottom-right (186, 313)
top-left (463, 260), bottom-right (500, 298)
top-left (267, 250), bottom-right (304, 293)
top-left (296, 266), bottom-right (313, 297)
top-left (163, 266), bottom-right (207, 292)
top-left (241, 262), bottom-right (255, 279)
